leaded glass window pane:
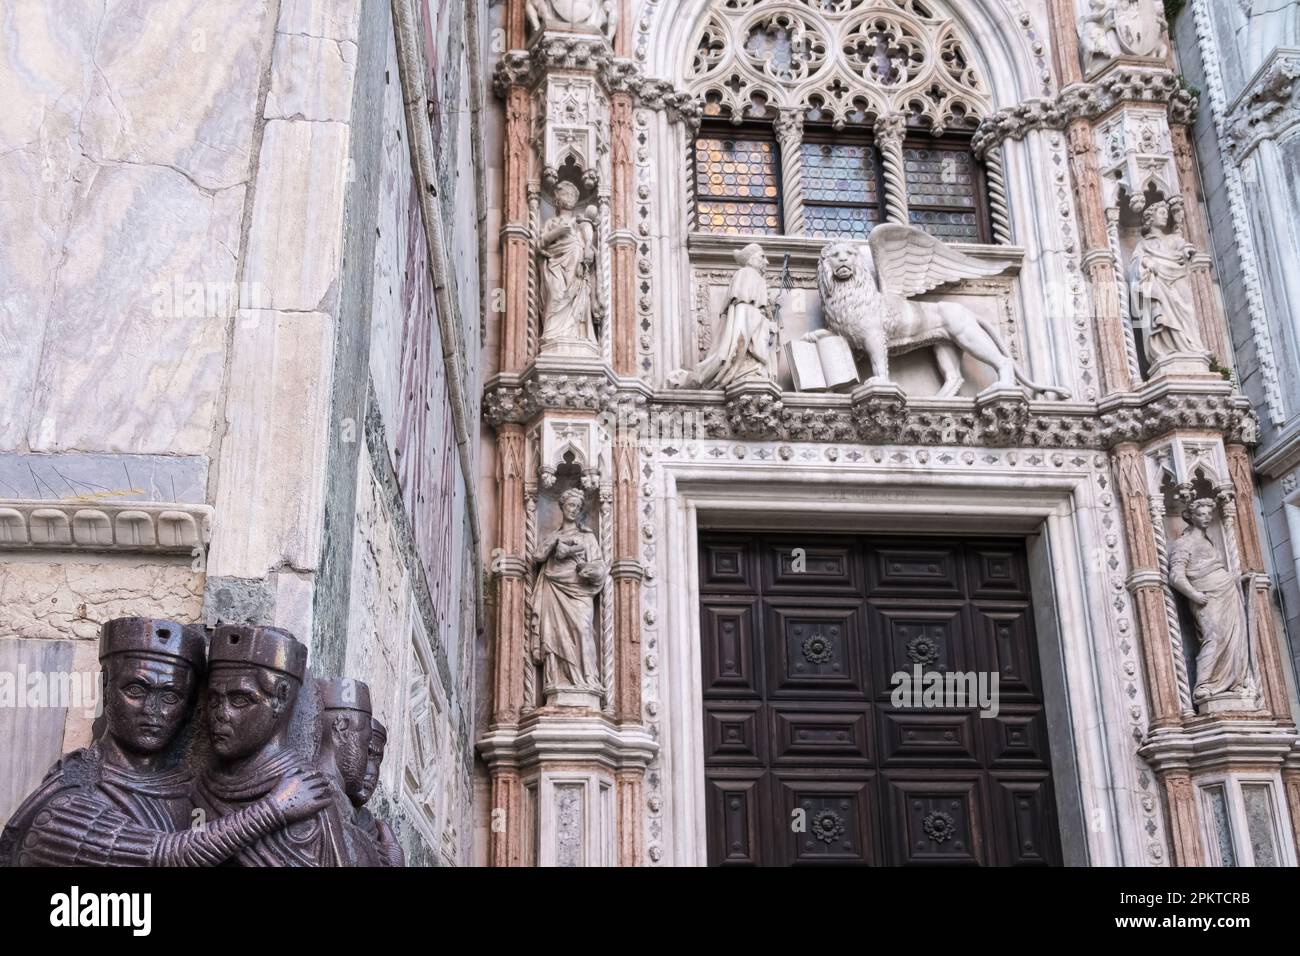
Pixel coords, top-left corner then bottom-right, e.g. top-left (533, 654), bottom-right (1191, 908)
top-left (802, 141), bottom-right (881, 239)
top-left (1242, 785), bottom-right (1279, 867)
top-left (904, 143), bottom-right (983, 242)
top-left (1205, 786), bottom-right (1237, 867)
top-left (694, 136), bottom-right (781, 234)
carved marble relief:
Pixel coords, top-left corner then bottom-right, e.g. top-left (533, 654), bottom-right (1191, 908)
top-left (1080, 0), bottom-right (1171, 75)
top-left (685, 0), bottom-right (990, 132)
top-left (814, 226), bottom-right (1069, 399)
top-left (668, 243), bottom-right (775, 389)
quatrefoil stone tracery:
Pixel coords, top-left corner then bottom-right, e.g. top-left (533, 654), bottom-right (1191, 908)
top-left (686, 0), bottom-right (989, 131)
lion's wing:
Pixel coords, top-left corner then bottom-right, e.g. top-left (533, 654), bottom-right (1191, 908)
top-left (868, 223), bottom-right (1016, 298)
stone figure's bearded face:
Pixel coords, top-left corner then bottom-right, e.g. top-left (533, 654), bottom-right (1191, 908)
top-left (356, 733), bottom-right (387, 804)
top-left (328, 711), bottom-right (372, 800)
top-left (207, 666), bottom-right (296, 760)
top-left (104, 655), bottom-right (196, 755)
top-left (822, 242), bottom-right (860, 283)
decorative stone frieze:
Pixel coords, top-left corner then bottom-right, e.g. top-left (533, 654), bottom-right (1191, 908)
top-left (493, 46), bottom-right (700, 126)
top-left (973, 68), bottom-right (1197, 158)
top-left (482, 366), bottom-right (625, 424)
top-left (648, 382), bottom-right (1255, 449)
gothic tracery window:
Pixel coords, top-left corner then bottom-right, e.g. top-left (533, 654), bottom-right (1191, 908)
top-left (693, 129), bottom-right (783, 234)
top-left (800, 134), bottom-right (883, 238)
top-left (686, 0), bottom-right (1002, 244)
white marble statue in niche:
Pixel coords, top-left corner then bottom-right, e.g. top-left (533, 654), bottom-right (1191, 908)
top-left (1128, 200), bottom-right (1207, 370)
top-left (668, 243), bottom-right (774, 389)
top-left (529, 487), bottom-right (606, 699)
top-left (538, 181), bottom-right (601, 354)
top-left (1168, 498), bottom-right (1255, 707)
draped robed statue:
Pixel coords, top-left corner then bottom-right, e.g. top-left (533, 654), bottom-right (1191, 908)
top-left (1129, 201), bottom-right (1207, 370)
top-left (538, 181), bottom-right (601, 353)
top-left (668, 243), bottom-right (774, 389)
top-left (1168, 499), bottom-right (1255, 706)
top-left (529, 487), bottom-right (607, 699)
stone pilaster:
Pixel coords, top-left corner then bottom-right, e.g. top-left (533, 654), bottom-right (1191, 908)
top-left (502, 84), bottom-right (533, 374)
top-left (493, 425), bottom-right (528, 726)
top-left (1227, 444), bottom-right (1294, 723)
top-left (610, 92), bottom-right (637, 377)
top-left (616, 768), bottom-right (644, 866)
top-left (1070, 122), bottom-right (1134, 396)
top-left (1115, 443), bottom-right (1183, 729)
top-left (1159, 769), bottom-right (1206, 867)
top-left (1047, 0), bottom-right (1084, 87)
top-left (490, 770), bottom-right (526, 867)
top-left (1170, 124), bottom-right (1233, 370)
top-left (612, 437), bottom-right (642, 723)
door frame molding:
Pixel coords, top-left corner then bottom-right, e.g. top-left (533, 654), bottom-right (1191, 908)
top-left (645, 454), bottom-right (1158, 866)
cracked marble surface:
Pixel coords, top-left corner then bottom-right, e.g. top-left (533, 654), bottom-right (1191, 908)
top-left (0, 0), bottom-right (273, 455)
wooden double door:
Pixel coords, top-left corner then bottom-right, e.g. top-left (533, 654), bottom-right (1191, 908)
top-left (699, 533), bottom-right (1063, 866)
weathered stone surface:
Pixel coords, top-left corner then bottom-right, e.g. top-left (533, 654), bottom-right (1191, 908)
top-left (278, 0), bottom-right (362, 41)
top-left (0, 453), bottom-right (207, 503)
top-left (240, 120), bottom-right (349, 312)
top-left (264, 32), bottom-right (358, 123)
top-left (0, 559), bottom-right (202, 641)
top-left (0, 0), bottom-right (271, 455)
top-left (207, 310), bottom-right (335, 580)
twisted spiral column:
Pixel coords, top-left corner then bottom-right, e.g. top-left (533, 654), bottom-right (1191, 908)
top-left (874, 112), bottom-right (909, 225)
top-left (984, 146), bottom-right (1011, 244)
top-left (1148, 493), bottom-right (1194, 715)
top-left (521, 487), bottom-right (538, 714)
top-left (774, 109), bottom-right (806, 235)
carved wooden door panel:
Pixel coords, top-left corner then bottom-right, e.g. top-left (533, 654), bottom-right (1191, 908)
top-left (700, 533), bottom-right (1062, 866)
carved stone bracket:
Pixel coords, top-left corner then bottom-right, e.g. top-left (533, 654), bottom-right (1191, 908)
top-left (973, 68), bottom-right (1197, 158)
top-left (1225, 49), bottom-right (1300, 157)
top-left (850, 382), bottom-right (908, 444)
top-left (974, 386), bottom-right (1033, 447)
top-left (717, 379), bottom-right (785, 441)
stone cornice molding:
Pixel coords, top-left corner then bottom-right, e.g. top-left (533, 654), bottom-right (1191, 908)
top-left (686, 233), bottom-right (1025, 275)
top-left (477, 715), bottom-right (658, 773)
top-left (1225, 47), bottom-right (1300, 157)
top-left (1252, 417), bottom-right (1300, 480)
top-left (973, 67), bottom-right (1198, 158)
top-left (0, 499), bottom-right (212, 554)
top-left (1138, 722), bottom-right (1298, 774)
top-left (486, 363), bottom-right (1258, 448)
top-left (646, 381), bottom-right (1256, 449)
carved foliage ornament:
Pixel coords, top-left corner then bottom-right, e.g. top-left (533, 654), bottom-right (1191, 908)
top-left (686, 0), bottom-right (988, 132)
